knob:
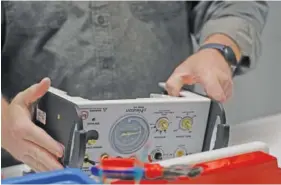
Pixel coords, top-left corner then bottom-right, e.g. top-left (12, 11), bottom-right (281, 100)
top-left (156, 117), bottom-right (169, 132)
top-left (180, 117), bottom-right (193, 131)
top-left (86, 130), bottom-right (99, 145)
top-left (174, 147), bottom-right (187, 158)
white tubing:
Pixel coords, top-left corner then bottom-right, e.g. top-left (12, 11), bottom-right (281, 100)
top-left (156, 141), bottom-right (269, 167)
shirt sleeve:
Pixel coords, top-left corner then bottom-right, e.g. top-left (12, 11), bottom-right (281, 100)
top-left (189, 1), bottom-right (269, 74)
top-left (1, 2), bottom-right (6, 50)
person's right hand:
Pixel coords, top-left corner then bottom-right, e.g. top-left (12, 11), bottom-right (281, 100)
top-left (2, 78), bottom-right (64, 172)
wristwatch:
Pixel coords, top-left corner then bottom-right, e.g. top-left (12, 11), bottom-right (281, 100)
top-left (199, 43), bottom-right (239, 77)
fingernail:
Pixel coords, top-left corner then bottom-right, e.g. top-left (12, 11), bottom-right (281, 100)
top-left (57, 143), bottom-right (64, 157)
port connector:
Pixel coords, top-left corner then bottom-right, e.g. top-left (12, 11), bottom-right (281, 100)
top-left (154, 152), bottom-right (163, 160)
top-left (84, 156), bottom-right (96, 165)
top-left (129, 155), bottom-right (137, 159)
top-left (151, 148), bottom-right (164, 161)
top-left (100, 153), bottom-right (109, 160)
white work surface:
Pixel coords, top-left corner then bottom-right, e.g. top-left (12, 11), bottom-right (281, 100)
top-left (228, 113), bottom-right (281, 167)
top-left (2, 113), bottom-right (281, 178)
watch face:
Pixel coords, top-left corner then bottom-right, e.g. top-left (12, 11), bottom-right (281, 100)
top-left (223, 46), bottom-right (237, 65)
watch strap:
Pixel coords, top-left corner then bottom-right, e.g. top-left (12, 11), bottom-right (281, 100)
top-left (199, 43), bottom-right (238, 76)
top-left (199, 43), bottom-right (226, 53)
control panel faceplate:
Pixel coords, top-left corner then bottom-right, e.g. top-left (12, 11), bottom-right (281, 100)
top-left (78, 98), bottom-right (210, 173)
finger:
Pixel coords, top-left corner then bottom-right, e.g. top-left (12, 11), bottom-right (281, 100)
top-left (218, 73), bottom-right (233, 101)
top-left (24, 122), bottom-right (64, 158)
top-left (223, 80), bottom-right (233, 101)
top-left (201, 73), bottom-right (226, 102)
top-left (14, 78), bottom-right (51, 107)
top-left (24, 140), bottom-right (63, 171)
top-left (22, 155), bottom-right (49, 172)
top-left (166, 72), bottom-right (198, 96)
top-left (166, 74), bottom-right (183, 96)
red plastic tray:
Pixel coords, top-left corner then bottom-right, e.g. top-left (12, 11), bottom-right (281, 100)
top-left (113, 151), bottom-right (281, 184)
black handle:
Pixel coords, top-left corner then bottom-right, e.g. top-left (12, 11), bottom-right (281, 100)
top-left (202, 101), bottom-right (229, 151)
top-left (68, 129), bottom-right (87, 168)
top-left (32, 90), bottom-right (87, 168)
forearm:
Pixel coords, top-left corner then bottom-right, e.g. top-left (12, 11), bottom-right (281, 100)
top-left (190, 1), bottom-right (269, 73)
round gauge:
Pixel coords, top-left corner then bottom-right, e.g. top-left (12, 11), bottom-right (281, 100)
top-left (180, 117), bottom-right (193, 131)
top-left (156, 117), bottom-right (169, 132)
top-left (109, 115), bottom-right (150, 154)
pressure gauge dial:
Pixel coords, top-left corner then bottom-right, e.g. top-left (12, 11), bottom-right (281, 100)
top-left (109, 115), bottom-right (150, 154)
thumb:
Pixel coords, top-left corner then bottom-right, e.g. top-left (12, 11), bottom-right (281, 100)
top-left (201, 74), bottom-right (226, 102)
top-left (13, 78), bottom-right (51, 107)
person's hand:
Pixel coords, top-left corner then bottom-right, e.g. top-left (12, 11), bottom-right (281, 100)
top-left (1, 78), bottom-right (64, 172)
top-left (166, 48), bottom-right (233, 102)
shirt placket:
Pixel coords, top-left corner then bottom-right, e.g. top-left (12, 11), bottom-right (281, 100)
top-left (90, 2), bottom-right (115, 70)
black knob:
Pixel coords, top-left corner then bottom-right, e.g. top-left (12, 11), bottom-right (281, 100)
top-left (86, 130), bottom-right (99, 141)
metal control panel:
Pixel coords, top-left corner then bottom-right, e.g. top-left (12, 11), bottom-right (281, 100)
top-left (34, 83), bottom-right (229, 174)
top-left (76, 98), bottom-right (211, 173)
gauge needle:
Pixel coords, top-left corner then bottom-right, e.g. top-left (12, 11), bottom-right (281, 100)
top-left (121, 131), bottom-right (140, 137)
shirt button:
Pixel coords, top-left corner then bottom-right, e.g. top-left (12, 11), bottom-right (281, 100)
top-left (97, 15), bottom-right (105, 25)
top-left (101, 57), bottom-right (114, 69)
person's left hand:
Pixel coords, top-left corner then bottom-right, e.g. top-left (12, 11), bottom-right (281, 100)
top-left (165, 48), bottom-right (233, 103)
